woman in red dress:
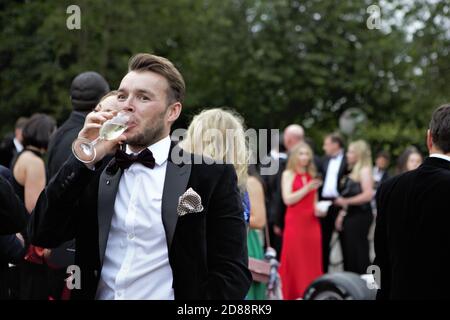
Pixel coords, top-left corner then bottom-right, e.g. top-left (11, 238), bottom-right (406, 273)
top-left (279, 142), bottom-right (323, 299)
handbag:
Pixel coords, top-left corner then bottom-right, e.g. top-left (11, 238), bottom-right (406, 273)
top-left (248, 223), bottom-right (275, 284)
top-left (339, 175), bottom-right (372, 212)
top-left (340, 175), bottom-right (362, 198)
top-left (249, 256), bottom-right (271, 283)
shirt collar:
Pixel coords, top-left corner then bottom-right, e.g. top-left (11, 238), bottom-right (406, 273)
top-left (126, 135), bottom-right (171, 166)
top-left (270, 149), bottom-right (280, 159)
top-left (429, 153), bottom-right (450, 163)
top-left (331, 150), bottom-right (344, 160)
top-left (13, 138), bottom-right (23, 152)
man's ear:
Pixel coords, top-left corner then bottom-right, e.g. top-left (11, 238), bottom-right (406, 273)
top-left (167, 102), bottom-right (182, 123)
top-left (426, 129), bottom-right (433, 151)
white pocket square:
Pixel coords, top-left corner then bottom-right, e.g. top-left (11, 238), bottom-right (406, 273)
top-left (177, 187), bottom-right (204, 217)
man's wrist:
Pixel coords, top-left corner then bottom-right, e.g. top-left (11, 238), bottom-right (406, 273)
top-left (83, 158), bottom-right (105, 171)
top-left (83, 161), bottom-right (96, 171)
top-left (71, 154), bottom-right (101, 172)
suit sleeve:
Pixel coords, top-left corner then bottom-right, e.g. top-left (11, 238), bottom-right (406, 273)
top-left (29, 155), bottom-right (98, 248)
top-left (275, 159), bottom-right (287, 229)
top-left (204, 164), bottom-right (252, 299)
top-left (0, 175), bottom-right (28, 235)
top-left (373, 180), bottom-right (391, 300)
top-left (0, 234), bottom-right (25, 264)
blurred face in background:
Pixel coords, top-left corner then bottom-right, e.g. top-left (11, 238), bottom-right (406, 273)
top-left (15, 128), bottom-right (24, 143)
top-left (283, 127), bottom-right (304, 151)
top-left (97, 95), bottom-right (119, 112)
top-left (406, 152), bottom-right (423, 171)
top-left (323, 137), bottom-right (340, 157)
top-left (376, 156), bottom-right (389, 170)
top-left (346, 145), bottom-right (358, 166)
top-left (297, 146), bottom-right (312, 169)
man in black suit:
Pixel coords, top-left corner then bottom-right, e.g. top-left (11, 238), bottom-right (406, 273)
top-left (373, 151), bottom-right (390, 190)
top-left (0, 170), bottom-right (27, 299)
top-left (29, 53), bottom-right (251, 300)
top-left (0, 174), bottom-right (28, 235)
top-left (261, 125), bottom-right (303, 259)
top-left (44, 72), bottom-right (109, 298)
top-left (47, 71), bottom-right (109, 179)
top-left (0, 165), bottom-right (11, 183)
top-left (318, 132), bottom-right (347, 273)
top-left (374, 104), bottom-right (450, 299)
top-left (0, 117), bottom-right (28, 168)
top-left (259, 132), bottom-right (286, 258)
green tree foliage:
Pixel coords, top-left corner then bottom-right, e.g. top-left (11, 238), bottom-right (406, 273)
top-left (0, 0), bottom-right (449, 161)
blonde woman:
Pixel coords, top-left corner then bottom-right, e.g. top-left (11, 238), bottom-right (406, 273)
top-left (179, 108), bottom-right (248, 191)
top-left (180, 108), bottom-right (267, 299)
top-left (94, 91), bottom-right (119, 113)
top-left (279, 142), bottom-right (323, 300)
top-left (334, 140), bottom-right (374, 274)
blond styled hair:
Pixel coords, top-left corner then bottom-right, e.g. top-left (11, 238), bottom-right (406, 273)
top-left (99, 90), bottom-right (118, 102)
top-left (348, 140), bottom-right (372, 181)
top-left (286, 142), bottom-right (317, 178)
top-left (179, 108), bottom-right (249, 190)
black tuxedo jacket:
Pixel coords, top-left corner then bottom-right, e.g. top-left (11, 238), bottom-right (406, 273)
top-left (46, 111), bottom-right (87, 268)
top-left (374, 157), bottom-right (450, 299)
top-left (318, 152), bottom-right (347, 200)
top-left (260, 156), bottom-right (287, 228)
top-left (0, 175), bottom-right (28, 235)
top-left (47, 111), bottom-right (86, 179)
top-left (380, 170), bottom-right (389, 184)
top-left (29, 144), bottom-right (251, 300)
top-left (0, 134), bottom-right (17, 168)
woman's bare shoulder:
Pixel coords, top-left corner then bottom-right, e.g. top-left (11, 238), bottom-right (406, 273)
top-left (17, 151), bottom-right (45, 168)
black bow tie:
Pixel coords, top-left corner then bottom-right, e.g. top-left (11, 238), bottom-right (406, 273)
top-left (331, 153), bottom-right (341, 160)
top-left (114, 148), bottom-right (156, 170)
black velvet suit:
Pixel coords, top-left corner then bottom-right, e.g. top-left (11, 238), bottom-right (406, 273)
top-left (45, 111), bottom-right (86, 287)
top-left (29, 144), bottom-right (252, 300)
top-left (374, 157), bottom-right (450, 299)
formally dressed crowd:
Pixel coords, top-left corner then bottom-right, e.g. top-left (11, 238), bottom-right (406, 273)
top-left (1, 53), bottom-right (449, 300)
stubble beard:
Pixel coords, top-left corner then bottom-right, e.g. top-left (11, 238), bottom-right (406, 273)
top-left (126, 111), bottom-right (167, 148)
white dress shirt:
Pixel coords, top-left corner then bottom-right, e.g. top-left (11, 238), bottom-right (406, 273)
top-left (430, 153), bottom-right (450, 163)
top-left (96, 135), bottom-right (174, 300)
top-left (321, 151), bottom-right (344, 199)
top-left (270, 149), bottom-right (287, 160)
top-left (373, 167), bottom-right (385, 184)
top-left (13, 138), bottom-right (23, 153)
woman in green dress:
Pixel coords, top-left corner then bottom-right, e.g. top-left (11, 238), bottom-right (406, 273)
top-left (246, 165), bottom-right (267, 300)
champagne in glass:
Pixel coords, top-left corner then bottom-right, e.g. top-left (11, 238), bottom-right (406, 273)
top-left (99, 122), bottom-right (128, 140)
top-left (72, 112), bottom-right (130, 163)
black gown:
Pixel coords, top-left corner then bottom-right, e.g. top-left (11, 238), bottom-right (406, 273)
top-left (339, 175), bottom-right (374, 274)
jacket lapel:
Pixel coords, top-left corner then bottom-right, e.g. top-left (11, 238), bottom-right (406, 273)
top-left (97, 159), bottom-right (123, 265)
top-left (338, 154), bottom-right (347, 179)
top-left (161, 145), bottom-right (191, 251)
top-left (96, 143), bottom-right (192, 263)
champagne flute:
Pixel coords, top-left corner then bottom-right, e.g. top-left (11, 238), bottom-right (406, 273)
top-left (72, 112), bottom-right (130, 163)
